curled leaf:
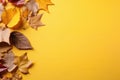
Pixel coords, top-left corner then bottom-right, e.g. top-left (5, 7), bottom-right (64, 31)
top-left (10, 31), bottom-right (33, 50)
top-left (0, 28), bottom-right (12, 53)
top-left (1, 8), bottom-right (17, 25)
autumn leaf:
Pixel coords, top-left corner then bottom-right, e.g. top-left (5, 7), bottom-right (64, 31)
top-left (10, 31), bottom-right (33, 50)
top-left (0, 0), bottom-right (6, 5)
top-left (3, 51), bottom-right (17, 72)
top-left (1, 8), bottom-right (17, 25)
top-left (0, 42), bottom-right (12, 53)
top-left (29, 14), bottom-right (44, 30)
top-left (0, 73), bottom-right (22, 80)
top-left (0, 63), bottom-right (7, 74)
top-left (0, 28), bottom-right (12, 53)
top-left (0, 28), bottom-right (11, 44)
top-left (14, 53), bottom-right (33, 74)
top-left (26, 0), bottom-right (39, 15)
top-left (8, 0), bottom-right (25, 6)
top-left (36, 0), bottom-right (53, 12)
top-left (7, 8), bottom-right (22, 29)
top-left (0, 3), bottom-right (4, 22)
top-left (21, 7), bottom-right (30, 19)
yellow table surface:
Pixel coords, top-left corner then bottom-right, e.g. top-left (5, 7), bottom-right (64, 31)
top-left (13, 0), bottom-right (120, 80)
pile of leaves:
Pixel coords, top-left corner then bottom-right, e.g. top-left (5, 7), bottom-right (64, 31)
top-left (0, 0), bottom-right (53, 79)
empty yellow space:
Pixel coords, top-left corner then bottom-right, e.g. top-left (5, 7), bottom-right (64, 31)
top-left (13, 0), bottom-right (120, 80)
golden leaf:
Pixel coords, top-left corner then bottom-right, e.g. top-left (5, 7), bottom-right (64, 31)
top-left (36, 0), bottom-right (53, 12)
top-left (1, 8), bottom-right (17, 25)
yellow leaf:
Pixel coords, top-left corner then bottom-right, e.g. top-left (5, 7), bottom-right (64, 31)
top-left (7, 8), bottom-right (21, 29)
top-left (1, 8), bottom-right (17, 25)
top-left (36, 0), bottom-right (53, 12)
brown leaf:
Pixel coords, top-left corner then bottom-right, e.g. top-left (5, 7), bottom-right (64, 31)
top-left (0, 28), bottom-right (12, 53)
top-left (0, 42), bottom-right (12, 53)
top-left (10, 31), bottom-right (33, 50)
top-left (3, 51), bottom-right (17, 72)
top-left (26, 0), bottom-right (39, 15)
top-left (0, 28), bottom-right (11, 44)
top-left (0, 63), bottom-right (7, 75)
top-left (29, 14), bottom-right (44, 30)
top-left (14, 53), bottom-right (33, 74)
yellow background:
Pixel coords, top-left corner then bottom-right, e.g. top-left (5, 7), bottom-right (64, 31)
top-left (13, 0), bottom-right (120, 80)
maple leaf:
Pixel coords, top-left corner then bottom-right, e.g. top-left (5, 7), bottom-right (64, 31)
top-left (26, 0), bottom-right (39, 15)
top-left (10, 31), bottom-right (33, 50)
top-left (3, 51), bottom-right (17, 72)
top-left (14, 53), bottom-right (33, 74)
top-left (29, 14), bottom-right (44, 30)
top-left (36, 0), bottom-right (54, 12)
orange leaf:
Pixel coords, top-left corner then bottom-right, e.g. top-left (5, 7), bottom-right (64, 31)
top-left (36, 0), bottom-right (53, 12)
top-left (1, 8), bottom-right (17, 25)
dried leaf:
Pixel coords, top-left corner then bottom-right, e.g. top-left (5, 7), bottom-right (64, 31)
top-left (0, 63), bottom-right (7, 74)
top-left (36, 0), bottom-right (53, 12)
top-left (0, 3), bottom-right (4, 22)
top-left (8, 0), bottom-right (25, 6)
top-left (7, 8), bottom-right (22, 29)
top-left (0, 42), bottom-right (12, 53)
top-left (0, 28), bottom-right (12, 53)
top-left (26, 0), bottom-right (39, 15)
top-left (10, 31), bottom-right (33, 50)
top-left (14, 53), bottom-right (33, 74)
top-left (29, 14), bottom-right (44, 30)
top-left (11, 73), bottom-right (22, 80)
top-left (3, 51), bottom-right (17, 72)
top-left (0, 28), bottom-right (11, 44)
top-left (0, 73), bottom-right (22, 80)
top-left (0, 0), bottom-right (6, 5)
top-left (1, 8), bottom-right (17, 25)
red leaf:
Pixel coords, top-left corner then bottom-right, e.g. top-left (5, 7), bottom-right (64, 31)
top-left (0, 64), bottom-right (7, 74)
